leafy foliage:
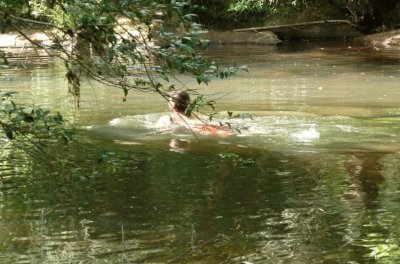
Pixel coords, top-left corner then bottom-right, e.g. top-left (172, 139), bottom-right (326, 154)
top-left (187, 0), bottom-right (399, 31)
top-left (219, 152), bottom-right (255, 167)
top-left (229, 0), bottom-right (301, 16)
top-left (1, 0), bottom-right (243, 104)
top-left (0, 91), bottom-right (73, 144)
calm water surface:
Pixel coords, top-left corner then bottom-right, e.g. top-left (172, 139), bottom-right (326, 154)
top-left (1, 41), bottom-right (400, 263)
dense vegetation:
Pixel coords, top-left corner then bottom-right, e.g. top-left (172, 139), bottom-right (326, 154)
top-left (188, 0), bottom-right (400, 33)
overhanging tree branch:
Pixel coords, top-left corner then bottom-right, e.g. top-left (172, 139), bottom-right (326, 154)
top-left (234, 20), bottom-right (355, 32)
top-left (0, 10), bottom-right (64, 31)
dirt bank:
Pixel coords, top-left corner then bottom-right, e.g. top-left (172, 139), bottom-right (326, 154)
top-left (1, 28), bottom-right (399, 49)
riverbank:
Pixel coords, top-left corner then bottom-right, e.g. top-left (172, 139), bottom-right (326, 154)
top-left (1, 28), bottom-right (400, 49)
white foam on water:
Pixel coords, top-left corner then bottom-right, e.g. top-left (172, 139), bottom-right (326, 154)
top-left (290, 127), bottom-right (320, 142)
top-left (108, 113), bottom-right (163, 129)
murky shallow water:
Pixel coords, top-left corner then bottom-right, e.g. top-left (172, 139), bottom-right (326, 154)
top-left (1, 41), bottom-right (400, 263)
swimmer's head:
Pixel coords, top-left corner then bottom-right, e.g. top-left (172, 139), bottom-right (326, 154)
top-left (169, 90), bottom-right (190, 115)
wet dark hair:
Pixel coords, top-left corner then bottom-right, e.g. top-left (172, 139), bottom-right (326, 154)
top-left (170, 91), bottom-right (190, 114)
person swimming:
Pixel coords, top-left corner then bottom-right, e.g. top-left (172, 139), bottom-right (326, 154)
top-left (156, 90), bottom-right (233, 136)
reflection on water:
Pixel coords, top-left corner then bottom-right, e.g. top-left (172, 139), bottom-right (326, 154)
top-left (343, 153), bottom-right (384, 209)
top-left (1, 42), bottom-right (400, 262)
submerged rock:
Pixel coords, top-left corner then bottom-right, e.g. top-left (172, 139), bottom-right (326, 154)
top-left (361, 29), bottom-right (400, 47)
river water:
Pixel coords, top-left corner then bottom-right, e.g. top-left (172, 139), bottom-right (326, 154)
top-left (1, 41), bottom-right (400, 263)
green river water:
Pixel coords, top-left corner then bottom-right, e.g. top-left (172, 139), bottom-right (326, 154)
top-left (1, 41), bottom-right (400, 263)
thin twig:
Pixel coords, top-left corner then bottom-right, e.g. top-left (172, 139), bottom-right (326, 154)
top-left (0, 11), bottom-right (63, 30)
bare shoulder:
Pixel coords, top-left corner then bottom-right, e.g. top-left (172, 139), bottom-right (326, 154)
top-left (195, 124), bottom-right (234, 136)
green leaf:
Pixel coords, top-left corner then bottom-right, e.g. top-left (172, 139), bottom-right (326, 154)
top-left (183, 14), bottom-right (197, 20)
top-left (107, 49), bottom-right (114, 62)
top-left (53, 113), bottom-right (64, 124)
top-left (4, 126), bottom-right (13, 140)
top-left (239, 65), bottom-right (249, 72)
top-left (196, 75), bottom-right (209, 85)
top-left (219, 152), bottom-right (239, 159)
top-left (0, 50), bottom-right (8, 64)
top-left (23, 115), bottom-right (34, 123)
top-left (1, 91), bottom-right (17, 98)
top-left (199, 39), bottom-right (210, 48)
top-left (182, 36), bottom-right (193, 45)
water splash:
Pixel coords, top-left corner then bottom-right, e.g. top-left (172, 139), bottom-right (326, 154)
top-left (290, 125), bottom-right (320, 142)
